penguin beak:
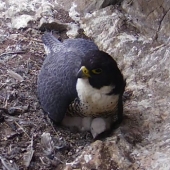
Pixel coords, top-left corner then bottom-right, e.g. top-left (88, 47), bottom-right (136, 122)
top-left (77, 66), bottom-right (91, 78)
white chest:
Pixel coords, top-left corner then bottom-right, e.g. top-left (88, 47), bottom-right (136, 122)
top-left (76, 79), bottom-right (119, 116)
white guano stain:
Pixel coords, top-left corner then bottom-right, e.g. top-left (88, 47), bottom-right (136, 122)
top-left (84, 154), bottom-right (92, 163)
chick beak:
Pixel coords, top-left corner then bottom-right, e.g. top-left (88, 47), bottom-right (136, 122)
top-left (77, 66), bottom-right (91, 78)
top-left (92, 132), bottom-right (98, 139)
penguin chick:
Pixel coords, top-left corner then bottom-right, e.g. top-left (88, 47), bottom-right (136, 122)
top-left (90, 117), bottom-right (111, 139)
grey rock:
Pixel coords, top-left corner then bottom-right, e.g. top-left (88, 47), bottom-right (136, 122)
top-left (0, 0), bottom-right (81, 37)
top-left (64, 140), bottom-right (131, 170)
top-left (122, 0), bottom-right (170, 43)
top-left (55, 0), bottom-right (119, 13)
top-left (39, 20), bottom-right (68, 32)
top-left (79, 1), bottom-right (170, 169)
top-left (11, 15), bottom-right (34, 29)
top-left (1, 0), bottom-right (170, 169)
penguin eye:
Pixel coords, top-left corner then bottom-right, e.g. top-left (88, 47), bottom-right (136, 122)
top-left (92, 68), bottom-right (102, 74)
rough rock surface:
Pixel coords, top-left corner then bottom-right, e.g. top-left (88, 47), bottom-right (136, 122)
top-left (64, 140), bottom-right (131, 170)
top-left (0, 0), bottom-right (170, 169)
top-left (76, 1), bottom-right (170, 169)
top-left (54, 0), bottom-right (119, 13)
top-left (122, 0), bottom-right (170, 43)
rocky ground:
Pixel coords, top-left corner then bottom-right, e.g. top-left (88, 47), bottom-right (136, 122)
top-left (1, 0), bottom-right (170, 170)
top-left (0, 10), bottom-right (95, 170)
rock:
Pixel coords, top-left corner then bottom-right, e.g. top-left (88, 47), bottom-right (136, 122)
top-left (39, 20), bottom-right (69, 32)
top-left (64, 140), bottom-right (131, 170)
top-left (55, 0), bottom-right (119, 13)
top-left (0, 30), bottom-right (7, 43)
top-left (0, 0), bottom-right (115, 30)
top-left (78, 1), bottom-right (170, 169)
top-left (0, 0), bottom-right (80, 37)
top-left (0, 0), bottom-right (65, 30)
top-left (1, 0), bottom-right (170, 169)
top-left (80, 6), bottom-right (125, 52)
top-left (11, 15), bottom-right (34, 29)
top-left (66, 23), bottom-right (80, 38)
top-left (121, 0), bottom-right (170, 43)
